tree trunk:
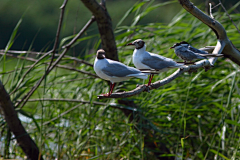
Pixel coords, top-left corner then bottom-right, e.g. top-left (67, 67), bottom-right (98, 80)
top-left (80, 0), bottom-right (118, 61)
top-left (0, 81), bottom-right (43, 160)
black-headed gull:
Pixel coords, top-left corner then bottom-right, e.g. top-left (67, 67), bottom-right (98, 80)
top-left (94, 49), bottom-right (148, 96)
top-left (170, 43), bottom-right (223, 63)
top-left (127, 39), bottom-right (184, 86)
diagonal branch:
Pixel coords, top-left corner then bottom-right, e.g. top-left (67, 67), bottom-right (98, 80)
top-left (15, 17), bottom-right (96, 109)
top-left (10, 0), bottom-right (69, 96)
top-left (218, 0), bottom-right (240, 34)
top-left (0, 50), bottom-right (93, 67)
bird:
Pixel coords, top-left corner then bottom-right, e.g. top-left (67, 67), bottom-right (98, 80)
top-left (94, 49), bottom-right (148, 97)
top-left (127, 39), bottom-right (184, 86)
top-left (170, 43), bottom-right (223, 64)
top-left (179, 41), bottom-right (209, 54)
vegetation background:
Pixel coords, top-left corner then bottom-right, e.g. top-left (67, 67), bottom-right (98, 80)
top-left (0, 0), bottom-right (240, 159)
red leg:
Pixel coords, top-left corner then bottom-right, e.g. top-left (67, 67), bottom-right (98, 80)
top-left (109, 83), bottom-right (115, 96)
top-left (147, 74), bottom-right (154, 86)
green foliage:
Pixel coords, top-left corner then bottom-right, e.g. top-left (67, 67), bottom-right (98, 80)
top-left (1, 0), bottom-right (240, 159)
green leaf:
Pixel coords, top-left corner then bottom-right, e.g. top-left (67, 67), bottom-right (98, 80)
top-left (210, 149), bottom-right (230, 160)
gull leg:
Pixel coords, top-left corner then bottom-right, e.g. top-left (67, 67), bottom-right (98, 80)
top-left (147, 74), bottom-right (154, 86)
top-left (109, 83), bottom-right (115, 96)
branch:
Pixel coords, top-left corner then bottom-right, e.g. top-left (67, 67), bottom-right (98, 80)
top-left (0, 50), bottom-right (93, 67)
top-left (20, 98), bottom-right (106, 104)
top-left (52, 0), bottom-right (68, 53)
top-left (0, 53), bottom-right (97, 78)
top-left (44, 0), bottom-right (69, 92)
top-left (0, 51), bottom-right (98, 95)
top-left (80, 0), bottom-right (118, 61)
top-left (178, 0), bottom-right (240, 66)
top-left (0, 81), bottom-right (43, 160)
top-left (218, 0), bottom-right (240, 34)
top-left (98, 60), bottom-right (211, 99)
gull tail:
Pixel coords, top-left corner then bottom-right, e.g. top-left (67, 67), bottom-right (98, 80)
top-left (129, 73), bottom-right (148, 79)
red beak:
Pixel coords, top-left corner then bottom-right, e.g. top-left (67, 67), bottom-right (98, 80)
top-left (170, 47), bottom-right (173, 49)
top-left (126, 43), bottom-right (134, 46)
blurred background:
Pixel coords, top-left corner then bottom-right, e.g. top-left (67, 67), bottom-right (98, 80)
top-left (1, 0), bottom-right (239, 54)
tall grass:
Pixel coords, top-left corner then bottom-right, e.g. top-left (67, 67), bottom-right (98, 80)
top-left (0, 1), bottom-right (240, 159)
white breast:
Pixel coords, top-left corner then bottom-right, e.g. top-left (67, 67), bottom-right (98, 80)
top-left (94, 58), bottom-right (110, 81)
top-left (132, 49), bottom-right (152, 70)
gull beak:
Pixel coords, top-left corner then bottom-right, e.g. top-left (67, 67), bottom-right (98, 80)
top-left (126, 43), bottom-right (134, 46)
top-left (170, 47), bottom-right (173, 49)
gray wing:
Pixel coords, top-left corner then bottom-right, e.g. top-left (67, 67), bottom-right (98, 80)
top-left (177, 47), bottom-right (206, 61)
top-left (141, 53), bottom-right (179, 70)
top-left (102, 61), bottom-right (141, 77)
top-left (189, 45), bottom-right (208, 54)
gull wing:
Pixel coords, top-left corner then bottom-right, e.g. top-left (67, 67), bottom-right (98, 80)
top-left (141, 53), bottom-right (180, 70)
top-left (102, 61), bottom-right (142, 77)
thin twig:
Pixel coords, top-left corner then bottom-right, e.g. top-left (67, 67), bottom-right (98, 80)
top-left (48, 78), bottom-right (93, 85)
top-left (9, 51), bottom-right (52, 95)
top-left (52, 0), bottom-right (68, 53)
top-left (209, 3), bottom-right (214, 19)
top-left (0, 52), bottom-right (98, 78)
top-left (16, 17), bottom-right (96, 109)
top-left (0, 50), bottom-right (93, 67)
top-left (55, 64), bottom-right (98, 78)
top-left (48, 0), bottom-right (68, 73)
top-left (219, 0), bottom-right (240, 34)
top-left (18, 98), bottom-right (105, 105)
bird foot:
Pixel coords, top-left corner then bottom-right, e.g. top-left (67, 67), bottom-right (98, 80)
top-left (100, 93), bottom-right (111, 97)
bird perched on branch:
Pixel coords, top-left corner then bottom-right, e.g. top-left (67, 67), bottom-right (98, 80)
top-left (127, 39), bottom-right (184, 86)
top-left (94, 49), bottom-right (147, 97)
top-left (170, 42), bottom-right (223, 64)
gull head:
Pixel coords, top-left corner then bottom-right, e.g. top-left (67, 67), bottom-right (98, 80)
top-left (127, 39), bottom-right (145, 49)
top-left (96, 49), bottom-right (106, 59)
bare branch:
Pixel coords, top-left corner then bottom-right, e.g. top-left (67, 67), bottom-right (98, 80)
top-left (52, 0), bottom-right (68, 53)
top-left (56, 64), bottom-right (98, 78)
top-left (0, 81), bottom-right (43, 160)
top-left (0, 50), bottom-right (93, 67)
top-left (218, 0), bottom-right (240, 34)
top-left (21, 98), bottom-right (106, 105)
top-left (0, 52), bottom-right (97, 78)
top-left (46, 0), bottom-right (68, 79)
top-left (209, 3), bottom-right (214, 19)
